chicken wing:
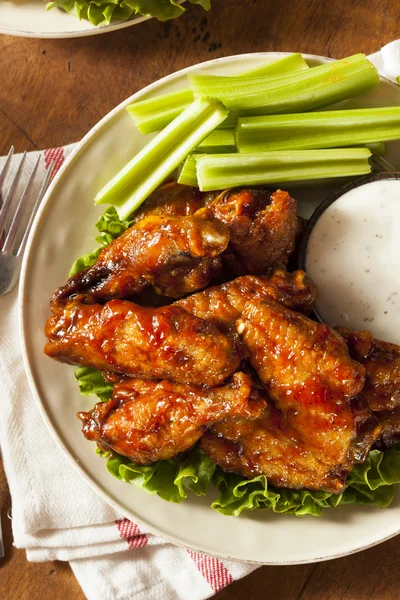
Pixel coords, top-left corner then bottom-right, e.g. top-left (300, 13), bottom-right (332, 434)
top-left (51, 208), bottom-right (229, 308)
top-left (201, 374), bottom-right (378, 493)
top-left (201, 409), bottom-right (348, 493)
top-left (131, 182), bottom-right (204, 224)
top-left (77, 372), bottom-right (265, 464)
top-left (130, 184), bottom-right (298, 275)
top-left (336, 328), bottom-right (400, 412)
top-left (206, 188), bottom-right (297, 274)
top-left (236, 300), bottom-right (374, 480)
top-left (373, 408), bottom-right (400, 449)
top-left (337, 327), bottom-right (400, 449)
top-left (45, 300), bottom-right (240, 386)
top-left (175, 267), bottom-right (317, 338)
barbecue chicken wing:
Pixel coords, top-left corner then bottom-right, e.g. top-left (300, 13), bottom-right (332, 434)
top-left (201, 392), bottom-right (346, 491)
top-left (78, 372), bottom-right (265, 464)
top-left (175, 267), bottom-right (317, 338)
top-left (202, 412), bottom-right (347, 493)
top-left (336, 328), bottom-right (400, 412)
top-left (337, 327), bottom-right (400, 449)
top-left (45, 300), bottom-right (240, 386)
top-left (235, 300), bottom-right (377, 484)
top-left (201, 378), bottom-right (378, 493)
top-left (131, 184), bottom-right (297, 275)
top-left (52, 208), bottom-right (229, 307)
top-left (206, 188), bottom-right (297, 274)
top-left (131, 182), bottom-right (204, 224)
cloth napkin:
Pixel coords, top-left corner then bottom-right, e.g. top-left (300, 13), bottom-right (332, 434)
top-left (1, 40), bottom-right (400, 600)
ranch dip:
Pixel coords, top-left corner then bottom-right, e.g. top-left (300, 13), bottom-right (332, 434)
top-left (305, 178), bottom-right (400, 345)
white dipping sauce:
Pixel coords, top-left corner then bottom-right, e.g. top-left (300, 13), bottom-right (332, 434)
top-left (306, 179), bottom-right (400, 345)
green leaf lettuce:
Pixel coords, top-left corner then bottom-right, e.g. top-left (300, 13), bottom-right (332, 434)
top-left (69, 207), bottom-right (131, 276)
top-left (46, 0), bottom-right (211, 27)
top-left (75, 366), bottom-right (114, 402)
top-left (93, 445), bottom-right (400, 517)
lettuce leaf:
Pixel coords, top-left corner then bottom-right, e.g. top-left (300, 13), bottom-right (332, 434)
top-left (69, 207), bottom-right (131, 276)
top-left (104, 445), bottom-right (216, 503)
top-left (75, 366), bottom-right (114, 401)
top-left (211, 448), bottom-right (400, 516)
top-left (96, 445), bottom-right (400, 516)
top-left (46, 0), bottom-right (211, 27)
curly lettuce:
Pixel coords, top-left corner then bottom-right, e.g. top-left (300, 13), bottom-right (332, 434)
top-left (75, 366), bottom-right (114, 401)
top-left (47, 0), bottom-right (211, 27)
top-left (73, 210), bottom-right (400, 517)
top-left (69, 207), bottom-right (131, 276)
top-left (92, 444), bottom-right (400, 517)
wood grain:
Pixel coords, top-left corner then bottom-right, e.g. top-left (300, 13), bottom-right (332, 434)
top-left (1, 0), bottom-right (400, 598)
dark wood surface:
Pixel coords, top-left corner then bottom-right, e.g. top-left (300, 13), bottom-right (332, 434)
top-left (1, 0), bottom-right (400, 598)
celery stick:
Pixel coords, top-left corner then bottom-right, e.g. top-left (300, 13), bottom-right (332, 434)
top-left (127, 54), bottom-right (309, 134)
top-left (195, 149), bottom-right (371, 191)
top-left (189, 54), bottom-right (379, 115)
top-left (198, 129), bottom-right (235, 153)
top-left (95, 98), bottom-right (228, 219)
top-left (236, 107), bottom-right (400, 152)
top-left (218, 112), bottom-right (238, 129)
top-left (178, 155), bottom-right (199, 186)
top-left (126, 89), bottom-right (193, 136)
top-left (229, 53), bottom-right (309, 78)
top-left (364, 141), bottom-right (386, 156)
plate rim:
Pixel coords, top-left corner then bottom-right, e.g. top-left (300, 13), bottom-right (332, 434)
top-left (0, 0), bottom-right (186, 38)
top-left (0, 6), bottom-right (152, 38)
top-left (19, 51), bottom-right (400, 565)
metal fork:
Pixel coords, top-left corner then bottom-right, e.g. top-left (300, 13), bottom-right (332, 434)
top-left (0, 147), bottom-right (53, 296)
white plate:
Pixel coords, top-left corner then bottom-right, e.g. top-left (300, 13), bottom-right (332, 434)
top-left (20, 53), bottom-right (400, 565)
top-left (0, 0), bottom-right (152, 38)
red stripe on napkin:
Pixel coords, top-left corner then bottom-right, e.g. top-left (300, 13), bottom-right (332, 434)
top-left (43, 147), bottom-right (65, 180)
top-left (116, 518), bottom-right (149, 549)
top-left (187, 550), bottom-right (233, 592)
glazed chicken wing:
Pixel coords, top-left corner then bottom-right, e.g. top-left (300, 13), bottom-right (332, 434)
top-left (175, 267), bottom-right (317, 337)
top-left (52, 208), bottom-right (229, 307)
top-left (236, 300), bottom-right (375, 480)
top-left (202, 412), bottom-right (347, 493)
top-left (78, 372), bottom-right (265, 464)
top-left (45, 300), bottom-right (240, 386)
top-left (201, 377), bottom-right (378, 493)
top-left (337, 327), bottom-right (400, 448)
top-left (131, 182), bottom-right (204, 224)
top-left (336, 328), bottom-right (400, 412)
top-left (131, 184), bottom-right (298, 275)
top-left (206, 188), bottom-right (297, 274)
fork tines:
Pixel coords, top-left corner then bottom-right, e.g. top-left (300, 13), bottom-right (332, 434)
top-left (0, 147), bottom-right (53, 257)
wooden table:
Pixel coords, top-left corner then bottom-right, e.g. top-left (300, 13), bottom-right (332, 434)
top-left (1, 0), bottom-right (400, 598)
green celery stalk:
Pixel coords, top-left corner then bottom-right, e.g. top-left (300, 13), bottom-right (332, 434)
top-left (189, 54), bottom-right (379, 114)
top-left (127, 53), bottom-right (309, 134)
top-left (363, 141), bottom-right (386, 156)
top-left (230, 53), bottom-right (309, 77)
top-left (178, 155), bottom-right (199, 186)
top-left (126, 89), bottom-right (193, 136)
top-left (95, 98), bottom-right (228, 219)
top-left (236, 107), bottom-right (400, 152)
top-left (195, 149), bottom-right (372, 191)
top-left (197, 129), bottom-right (235, 153)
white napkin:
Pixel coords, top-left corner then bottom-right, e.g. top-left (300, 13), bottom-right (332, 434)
top-left (1, 41), bottom-right (400, 600)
